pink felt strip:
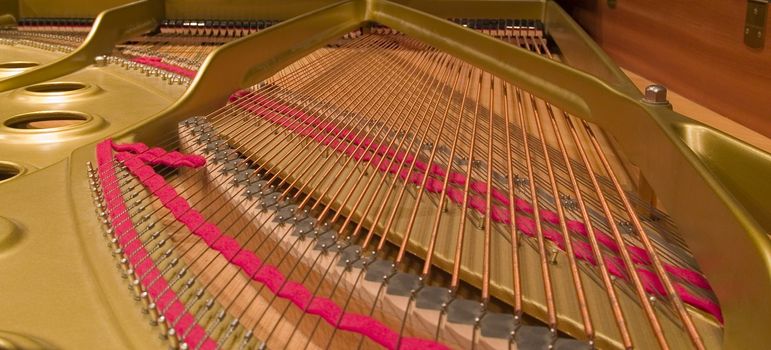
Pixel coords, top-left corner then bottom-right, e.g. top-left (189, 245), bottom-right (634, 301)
top-left (112, 142), bottom-right (206, 168)
top-left (132, 56), bottom-right (197, 78)
top-left (108, 140), bottom-right (449, 350)
top-left (227, 96), bottom-right (723, 321)
top-left (96, 141), bottom-right (217, 350)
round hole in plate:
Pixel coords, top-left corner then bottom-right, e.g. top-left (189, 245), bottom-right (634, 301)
top-left (24, 82), bottom-right (88, 94)
top-left (4, 111), bottom-right (90, 130)
top-left (0, 162), bottom-right (22, 183)
top-left (0, 61), bottom-right (39, 69)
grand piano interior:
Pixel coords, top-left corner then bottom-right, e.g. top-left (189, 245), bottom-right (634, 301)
top-left (0, 1), bottom-right (769, 349)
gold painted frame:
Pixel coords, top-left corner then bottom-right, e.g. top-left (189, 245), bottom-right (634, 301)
top-left (0, 0), bottom-right (164, 92)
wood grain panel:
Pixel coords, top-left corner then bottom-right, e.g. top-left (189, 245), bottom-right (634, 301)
top-left (558, 0), bottom-right (771, 138)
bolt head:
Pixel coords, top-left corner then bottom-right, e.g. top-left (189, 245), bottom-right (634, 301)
top-left (643, 84), bottom-right (669, 105)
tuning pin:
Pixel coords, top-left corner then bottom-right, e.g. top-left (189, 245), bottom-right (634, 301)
top-left (108, 237), bottom-right (118, 250)
top-left (126, 269), bottom-right (136, 282)
top-left (119, 258), bottom-right (131, 277)
top-left (239, 330), bottom-right (254, 350)
top-left (94, 55), bottom-right (107, 67)
top-left (158, 316), bottom-right (169, 337)
top-left (140, 292), bottom-right (151, 311)
top-left (167, 329), bottom-right (180, 349)
top-left (148, 303), bottom-right (159, 325)
top-left (191, 288), bottom-right (205, 303)
top-left (130, 279), bottom-right (144, 299)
